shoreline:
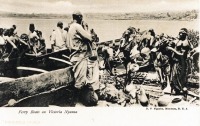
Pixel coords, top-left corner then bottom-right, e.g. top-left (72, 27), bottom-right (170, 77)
top-left (0, 10), bottom-right (198, 21)
top-left (0, 16), bottom-right (198, 22)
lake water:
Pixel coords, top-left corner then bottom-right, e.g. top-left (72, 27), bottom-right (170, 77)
top-left (0, 18), bottom-right (199, 48)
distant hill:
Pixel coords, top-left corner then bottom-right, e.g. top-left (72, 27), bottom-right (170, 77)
top-left (85, 10), bottom-right (198, 21)
top-left (0, 10), bottom-right (198, 21)
top-left (0, 12), bottom-right (71, 19)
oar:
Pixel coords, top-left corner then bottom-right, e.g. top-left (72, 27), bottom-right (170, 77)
top-left (17, 66), bottom-right (49, 73)
top-left (25, 53), bottom-right (37, 57)
top-left (0, 77), bottom-right (15, 83)
top-left (62, 54), bottom-right (70, 60)
top-left (49, 57), bottom-right (72, 66)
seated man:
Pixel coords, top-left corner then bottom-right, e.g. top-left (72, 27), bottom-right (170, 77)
top-left (27, 30), bottom-right (46, 56)
top-left (9, 28), bottom-right (29, 55)
top-left (29, 36), bottom-right (39, 54)
top-left (36, 30), bottom-right (46, 55)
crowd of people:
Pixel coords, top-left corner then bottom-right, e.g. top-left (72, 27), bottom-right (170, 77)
top-left (102, 25), bottom-right (199, 100)
top-left (0, 10), bottom-right (199, 106)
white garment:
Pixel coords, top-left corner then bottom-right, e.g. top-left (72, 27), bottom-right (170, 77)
top-left (29, 31), bottom-right (38, 40)
top-left (102, 46), bottom-right (113, 57)
top-left (3, 35), bottom-right (17, 49)
top-left (68, 22), bottom-right (91, 50)
top-left (0, 36), bottom-right (5, 45)
top-left (3, 36), bottom-right (10, 43)
top-left (51, 27), bottom-right (66, 47)
top-left (130, 45), bottom-right (140, 58)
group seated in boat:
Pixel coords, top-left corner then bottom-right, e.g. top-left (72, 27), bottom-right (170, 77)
top-left (0, 26), bottom-right (47, 61)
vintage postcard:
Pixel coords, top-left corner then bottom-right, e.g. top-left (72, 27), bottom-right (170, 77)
top-left (0, 0), bottom-right (199, 126)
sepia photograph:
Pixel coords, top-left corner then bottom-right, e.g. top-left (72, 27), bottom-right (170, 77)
top-left (0, 0), bottom-right (199, 125)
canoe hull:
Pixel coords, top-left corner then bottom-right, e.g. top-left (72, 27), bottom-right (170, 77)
top-left (0, 66), bottom-right (74, 107)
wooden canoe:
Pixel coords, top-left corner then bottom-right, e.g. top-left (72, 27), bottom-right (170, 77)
top-left (0, 49), bottom-right (74, 78)
top-left (0, 48), bottom-right (75, 107)
top-left (0, 66), bottom-right (75, 107)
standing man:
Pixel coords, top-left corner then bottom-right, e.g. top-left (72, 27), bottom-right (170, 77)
top-left (153, 36), bottom-right (172, 91)
top-left (68, 10), bottom-right (99, 106)
top-left (102, 43), bottom-right (114, 75)
top-left (51, 21), bottom-right (67, 52)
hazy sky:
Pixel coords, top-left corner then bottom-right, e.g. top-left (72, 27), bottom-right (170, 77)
top-left (0, 0), bottom-right (199, 14)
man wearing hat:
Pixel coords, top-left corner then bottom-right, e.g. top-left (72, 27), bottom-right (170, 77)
top-left (51, 21), bottom-right (67, 52)
top-left (29, 24), bottom-right (39, 40)
top-left (68, 10), bottom-right (99, 106)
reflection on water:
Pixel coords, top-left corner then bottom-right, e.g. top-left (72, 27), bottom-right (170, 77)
top-left (0, 18), bottom-right (199, 48)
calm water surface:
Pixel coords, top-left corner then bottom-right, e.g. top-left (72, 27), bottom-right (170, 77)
top-left (0, 18), bottom-right (199, 48)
